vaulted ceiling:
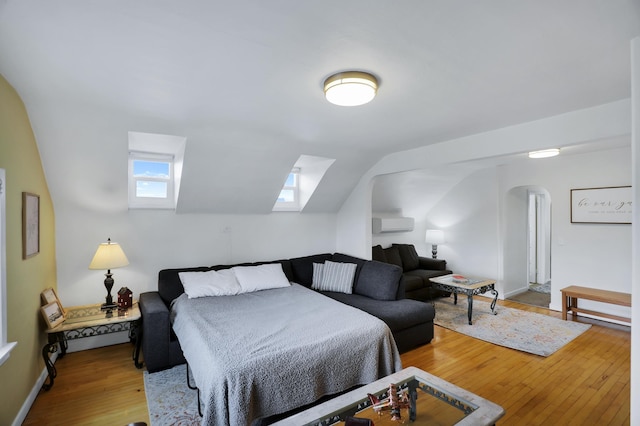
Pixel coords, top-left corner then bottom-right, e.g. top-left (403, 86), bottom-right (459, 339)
top-left (1, 1), bottom-right (638, 213)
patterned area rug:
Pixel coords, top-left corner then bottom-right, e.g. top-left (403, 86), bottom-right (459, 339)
top-left (433, 297), bottom-right (591, 356)
top-left (144, 364), bottom-right (200, 426)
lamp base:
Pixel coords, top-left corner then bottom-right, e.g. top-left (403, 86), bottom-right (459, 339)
top-left (431, 244), bottom-right (438, 259)
top-left (101, 302), bottom-right (117, 311)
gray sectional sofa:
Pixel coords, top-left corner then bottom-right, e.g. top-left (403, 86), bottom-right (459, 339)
top-left (139, 252), bottom-right (435, 373)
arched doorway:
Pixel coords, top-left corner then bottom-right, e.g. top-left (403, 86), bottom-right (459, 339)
top-left (504, 185), bottom-right (551, 307)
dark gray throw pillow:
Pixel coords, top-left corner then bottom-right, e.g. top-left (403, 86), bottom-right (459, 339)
top-left (371, 245), bottom-right (386, 262)
top-left (393, 243), bottom-right (420, 271)
top-left (383, 246), bottom-right (403, 269)
top-left (354, 261), bottom-right (402, 301)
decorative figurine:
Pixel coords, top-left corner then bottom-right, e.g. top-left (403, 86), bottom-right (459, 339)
top-left (117, 286), bottom-right (133, 309)
top-left (368, 383), bottom-right (411, 422)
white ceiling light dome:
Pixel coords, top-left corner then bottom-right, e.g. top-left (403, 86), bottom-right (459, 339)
top-left (528, 148), bottom-right (560, 159)
top-left (324, 71), bottom-right (378, 106)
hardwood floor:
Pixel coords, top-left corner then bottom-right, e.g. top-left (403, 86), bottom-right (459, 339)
top-left (23, 343), bottom-right (150, 426)
top-left (22, 299), bottom-right (630, 425)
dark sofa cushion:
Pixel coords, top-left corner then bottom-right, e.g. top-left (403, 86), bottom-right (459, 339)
top-left (401, 274), bottom-right (425, 292)
top-left (323, 292), bottom-right (434, 331)
top-left (418, 257), bottom-right (448, 271)
top-left (404, 268), bottom-right (452, 281)
top-left (393, 243), bottom-right (420, 271)
top-left (289, 253), bottom-right (333, 286)
top-left (371, 245), bottom-right (386, 262)
top-left (383, 246), bottom-right (403, 269)
top-left (354, 261), bottom-right (402, 301)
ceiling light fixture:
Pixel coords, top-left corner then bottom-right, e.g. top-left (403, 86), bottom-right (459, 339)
top-left (528, 148), bottom-right (560, 159)
top-left (324, 71), bottom-right (378, 106)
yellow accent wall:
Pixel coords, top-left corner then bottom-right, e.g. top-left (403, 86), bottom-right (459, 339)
top-left (0, 74), bottom-right (56, 424)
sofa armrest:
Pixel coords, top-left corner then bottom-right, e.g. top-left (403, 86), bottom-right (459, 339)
top-left (396, 277), bottom-right (407, 300)
top-left (418, 257), bottom-right (447, 271)
top-left (139, 291), bottom-right (172, 372)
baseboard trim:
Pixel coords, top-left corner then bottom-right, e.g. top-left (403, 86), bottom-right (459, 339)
top-left (12, 350), bottom-right (59, 426)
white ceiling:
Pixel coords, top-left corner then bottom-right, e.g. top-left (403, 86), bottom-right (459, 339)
top-left (1, 1), bottom-right (638, 213)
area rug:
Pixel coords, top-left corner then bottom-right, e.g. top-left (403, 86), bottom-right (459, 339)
top-left (144, 364), bottom-right (200, 426)
top-left (433, 297), bottom-right (591, 356)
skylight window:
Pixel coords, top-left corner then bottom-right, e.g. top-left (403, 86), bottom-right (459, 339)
top-left (273, 155), bottom-right (335, 212)
top-left (132, 155), bottom-right (172, 199)
top-left (274, 168), bottom-right (300, 211)
top-left (128, 132), bottom-right (186, 210)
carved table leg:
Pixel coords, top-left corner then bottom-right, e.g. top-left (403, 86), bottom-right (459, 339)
top-left (130, 319), bottom-right (143, 369)
top-left (467, 294), bottom-right (474, 325)
top-left (490, 287), bottom-right (499, 315)
top-left (408, 379), bottom-right (418, 422)
top-left (42, 332), bottom-right (63, 391)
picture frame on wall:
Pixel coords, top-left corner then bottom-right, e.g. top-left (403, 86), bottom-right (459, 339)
top-left (22, 192), bottom-right (39, 259)
top-left (40, 301), bottom-right (65, 329)
top-left (570, 186), bottom-right (632, 224)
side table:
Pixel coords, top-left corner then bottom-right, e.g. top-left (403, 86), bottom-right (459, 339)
top-left (429, 274), bottom-right (498, 325)
top-left (42, 302), bottom-right (142, 391)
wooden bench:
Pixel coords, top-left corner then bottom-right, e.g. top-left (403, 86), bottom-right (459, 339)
top-left (561, 285), bottom-right (631, 323)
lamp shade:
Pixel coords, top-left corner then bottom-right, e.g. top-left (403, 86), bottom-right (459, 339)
top-left (425, 229), bottom-right (445, 245)
top-left (89, 239), bottom-right (129, 270)
top-left (324, 71), bottom-right (378, 106)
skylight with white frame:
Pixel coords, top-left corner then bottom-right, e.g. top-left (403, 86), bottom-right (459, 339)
top-left (128, 132), bottom-right (186, 210)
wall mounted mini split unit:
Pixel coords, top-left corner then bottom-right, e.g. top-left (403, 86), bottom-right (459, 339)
top-left (372, 217), bottom-right (415, 233)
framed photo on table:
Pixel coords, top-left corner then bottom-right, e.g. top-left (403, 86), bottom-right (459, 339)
top-left (22, 192), bottom-right (40, 259)
top-left (41, 287), bottom-right (65, 318)
top-left (41, 301), bottom-right (65, 329)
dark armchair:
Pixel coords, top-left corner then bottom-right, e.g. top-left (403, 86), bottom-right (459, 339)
top-left (372, 243), bottom-right (451, 301)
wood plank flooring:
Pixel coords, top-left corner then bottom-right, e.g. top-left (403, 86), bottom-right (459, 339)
top-left (22, 298), bottom-right (630, 425)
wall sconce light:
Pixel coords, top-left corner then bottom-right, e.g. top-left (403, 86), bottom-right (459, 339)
top-left (425, 229), bottom-right (445, 259)
top-left (89, 238), bottom-right (129, 310)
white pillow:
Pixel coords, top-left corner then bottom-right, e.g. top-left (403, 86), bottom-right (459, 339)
top-left (312, 260), bottom-right (356, 294)
top-left (312, 262), bottom-right (324, 287)
top-left (178, 269), bottom-right (242, 298)
top-left (232, 263), bottom-right (291, 293)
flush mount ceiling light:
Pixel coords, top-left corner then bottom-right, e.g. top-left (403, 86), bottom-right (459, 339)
top-left (528, 148), bottom-right (560, 159)
top-left (323, 71), bottom-right (378, 106)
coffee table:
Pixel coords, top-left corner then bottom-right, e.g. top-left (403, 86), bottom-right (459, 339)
top-left (429, 274), bottom-right (498, 325)
top-left (272, 366), bottom-right (504, 425)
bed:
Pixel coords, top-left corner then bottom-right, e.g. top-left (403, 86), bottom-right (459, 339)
top-left (170, 283), bottom-right (402, 425)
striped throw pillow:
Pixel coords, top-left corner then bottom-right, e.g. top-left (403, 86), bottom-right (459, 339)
top-left (312, 262), bottom-right (324, 287)
top-left (312, 260), bottom-right (357, 294)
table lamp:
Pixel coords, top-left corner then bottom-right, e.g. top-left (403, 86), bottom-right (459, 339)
top-left (89, 238), bottom-right (129, 310)
top-left (425, 230), bottom-right (445, 259)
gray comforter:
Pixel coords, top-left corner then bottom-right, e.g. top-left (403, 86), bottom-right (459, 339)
top-left (170, 283), bottom-right (401, 425)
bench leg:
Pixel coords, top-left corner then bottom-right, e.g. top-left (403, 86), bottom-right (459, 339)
top-left (562, 292), bottom-right (567, 320)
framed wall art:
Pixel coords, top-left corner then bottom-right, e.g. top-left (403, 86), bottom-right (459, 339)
top-left (22, 192), bottom-right (39, 259)
top-left (570, 186), bottom-right (632, 224)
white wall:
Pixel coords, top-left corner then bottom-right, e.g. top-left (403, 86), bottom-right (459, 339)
top-left (372, 168), bottom-right (500, 278)
top-left (369, 145), bottom-right (631, 314)
top-left (56, 209), bottom-right (336, 306)
top-left (630, 36), bottom-right (639, 426)
top-left (338, 100), bottom-right (632, 259)
top-left (499, 147), bottom-right (632, 315)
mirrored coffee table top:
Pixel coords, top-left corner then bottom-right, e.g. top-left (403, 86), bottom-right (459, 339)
top-left (273, 366), bottom-right (504, 426)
